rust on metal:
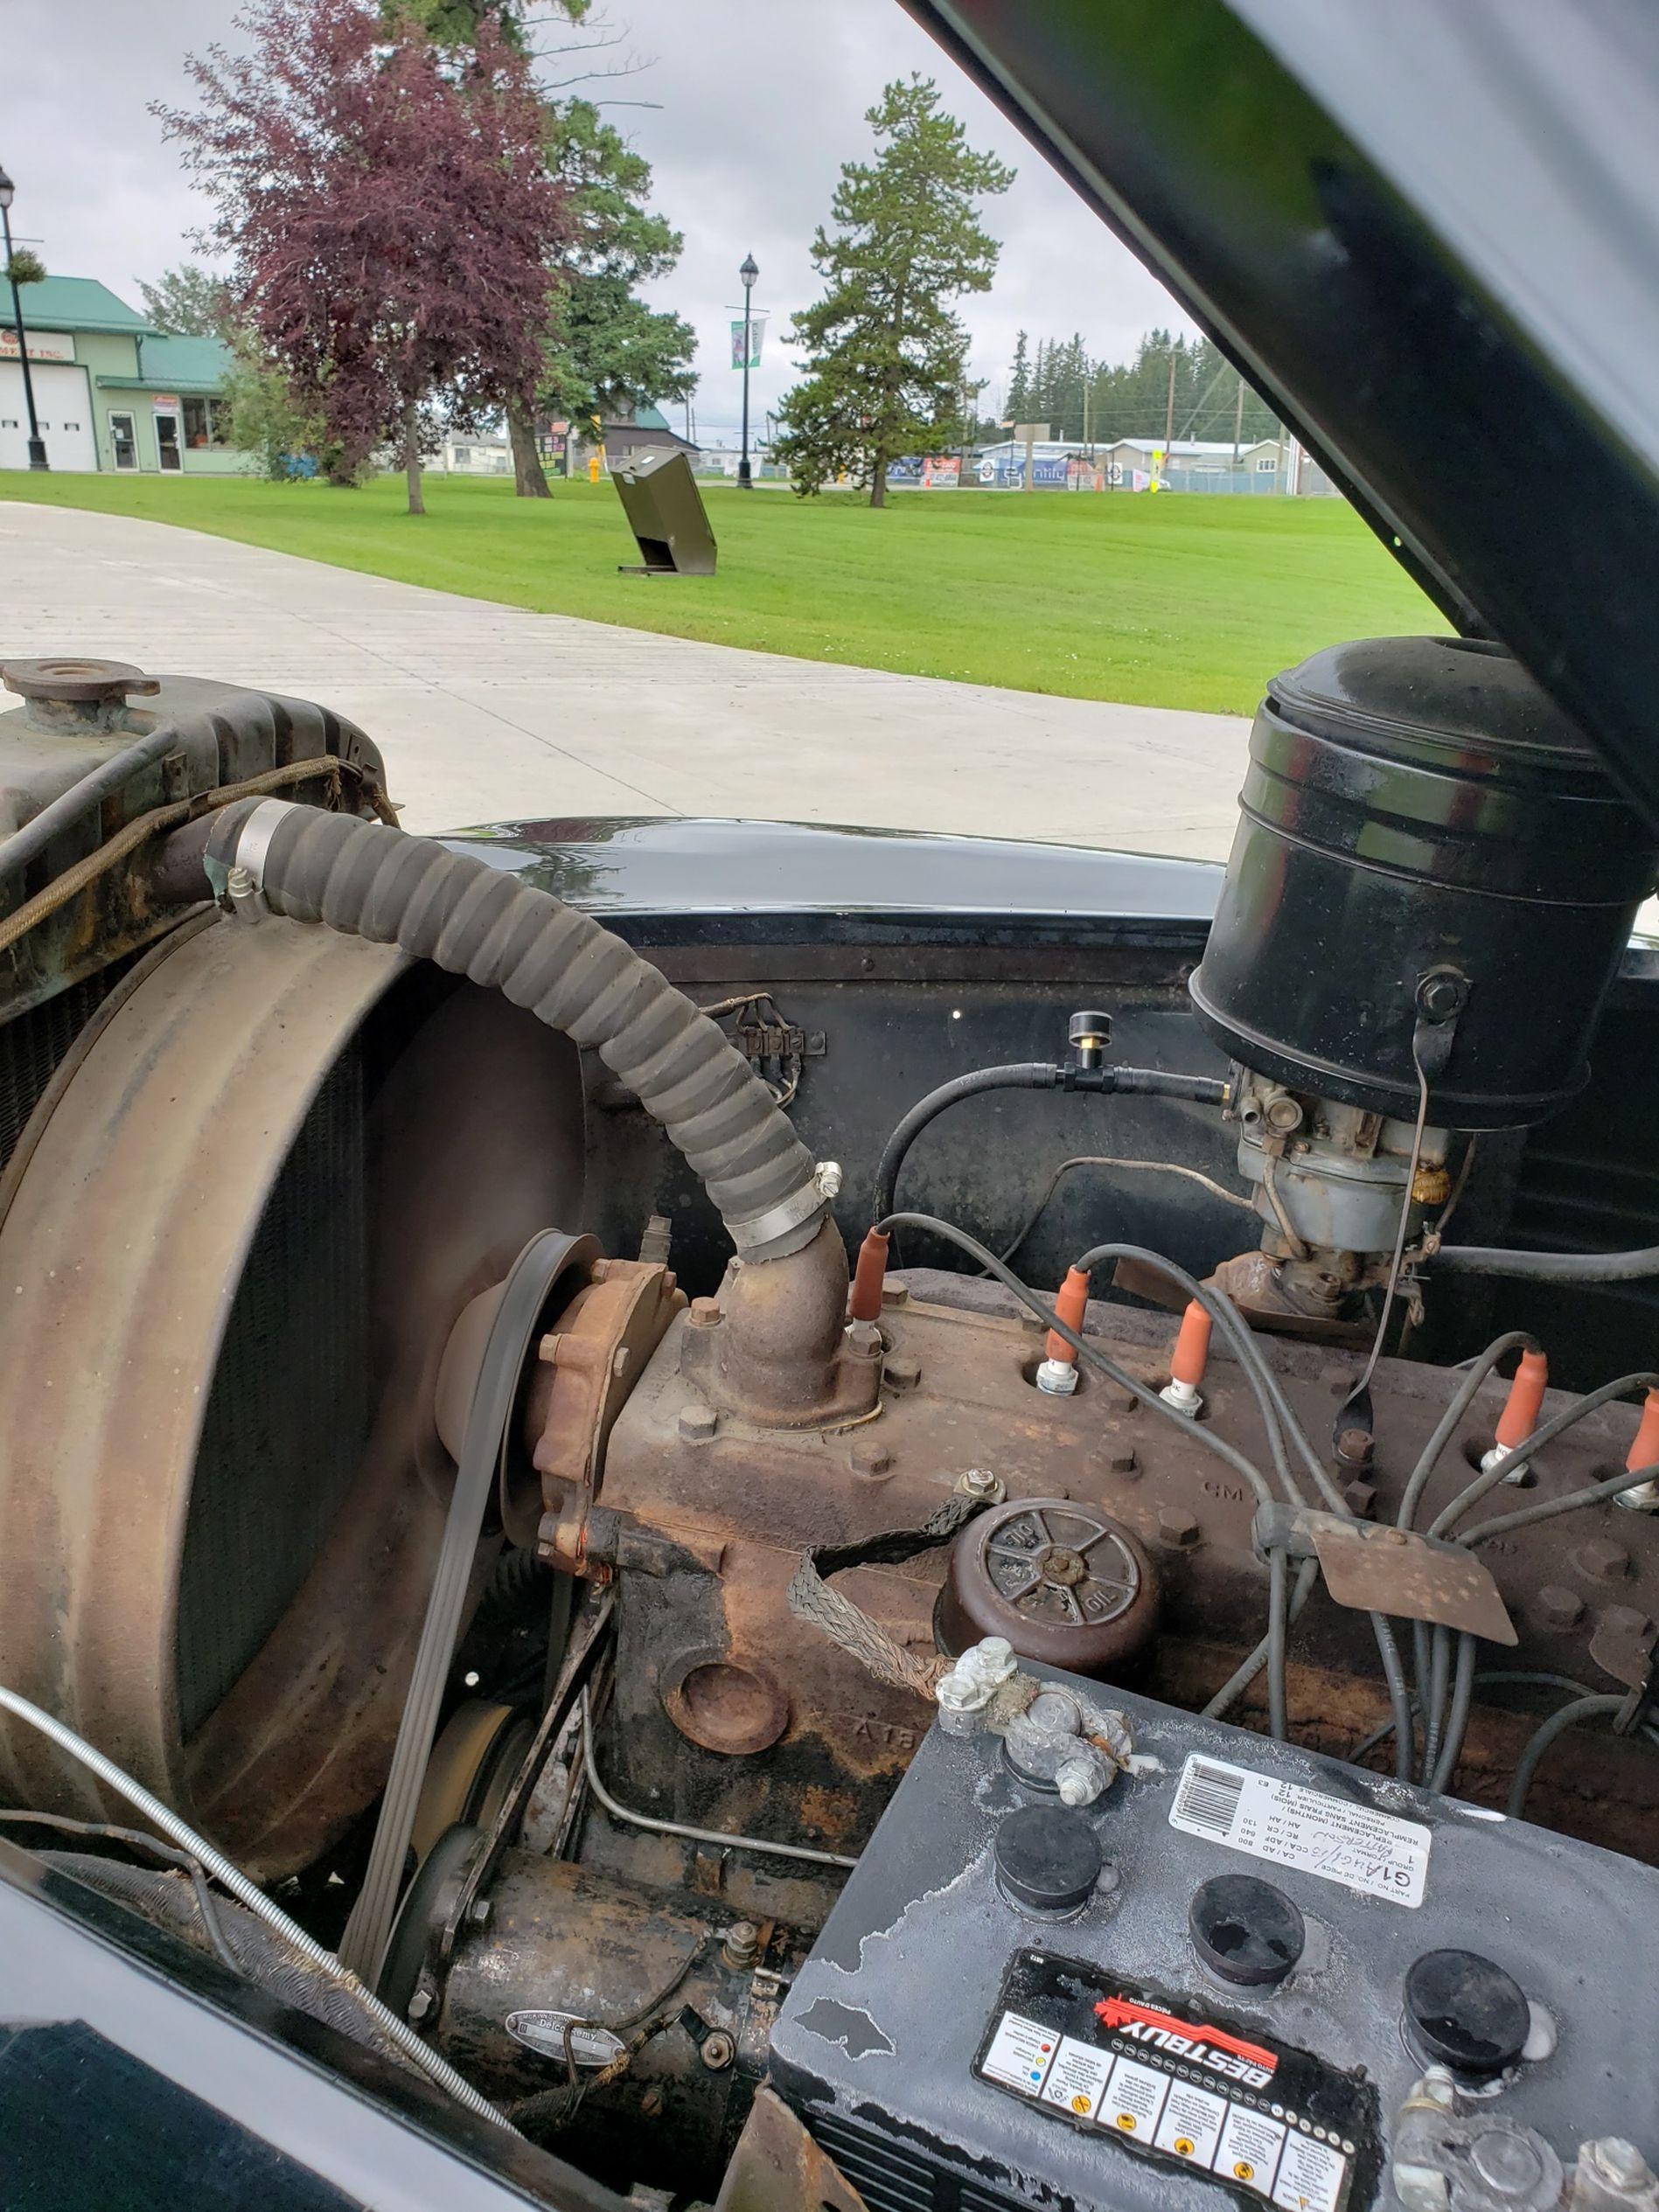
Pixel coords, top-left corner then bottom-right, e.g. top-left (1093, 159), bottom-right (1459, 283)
top-left (599, 1268), bottom-right (1659, 1865)
top-left (1310, 1516), bottom-right (1518, 1644)
top-left (714, 2087), bottom-right (872, 2212)
top-left (0, 914), bottom-right (584, 1878)
top-left (680, 1221), bottom-right (881, 1429)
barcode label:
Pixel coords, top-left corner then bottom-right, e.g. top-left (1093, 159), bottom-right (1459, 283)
top-left (1168, 1753), bottom-right (1430, 1909)
top-left (1175, 1759), bottom-right (1246, 1837)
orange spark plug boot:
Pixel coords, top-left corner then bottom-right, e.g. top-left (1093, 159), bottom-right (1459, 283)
top-left (1036, 1267), bottom-right (1091, 1395)
top-left (1160, 1301), bottom-right (1212, 1417)
top-left (1483, 1346), bottom-right (1548, 1478)
top-left (849, 1227), bottom-right (890, 1323)
top-left (1627, 1387), bottom-right (1659, 1473)
top-left (1617, 1387), bottom-right (1659, 1513)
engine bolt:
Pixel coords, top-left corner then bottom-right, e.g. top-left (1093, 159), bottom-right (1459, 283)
top-left (687, 1297), bottom-right (721, 1330)
top-left (700, 2031), bottom-right (735, 2071)
top-left (469, 1896), bottom-right (492, 1928)
top-left (1599, 1603), bottom-right (1654, 1642)
top-left (1537, 1585), bottom-right (1585, 1631)
top-left (1572, 1538), bottom-right (1630, 1583)
top-left (1342, 1478), bottom-right (1377, 1520)
top-left (679, 1400), bottom-right (718, 1441)
top-left (721, 1919), bottom-right (762, 1970)
top-left (640, 2088), bottom-right (664, 2116)
top-left (1158, 1507), bottom-right (1201, 1548)
top-left (1108, 1447), bottom-right (1138, 1475)
top-left (960, 1467), bottom-right (1002, 1502)
top-left (850, 1436), bottom-right (892, 1478)
top-left (882, 1277), bottom-right (910, 1308)
top-left (1335, 1427), bottom-right (1375, 1469)
top-left (884, 1353), bottom-right (922, 1393)
top-left (407, 1987), bottom-right (433, 2022)
top-left (1589, 2141), bottom-right (1651, 2190)
top-left (847, 1319), bottom-right (883, 1359)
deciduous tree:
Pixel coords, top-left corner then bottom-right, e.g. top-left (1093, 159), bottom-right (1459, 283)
top-left (135, 263), bottom-right (232, 338)
top-left (775, 75), bottom-right (1012, 507)
top-left (158, 0), bottom-right (570, 511)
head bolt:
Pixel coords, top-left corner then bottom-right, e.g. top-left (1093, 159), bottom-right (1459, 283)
top-left (884, 1352), bottom-right (921, 1393)
top-left (1108, 1446), bottom-right (1139, 1475)
top-left (1572, 1538), bottom-right (1630, 1583)
top-left (1342, 1478), bottom-right (1377, 1519)
top-left (1536, 1584), bottom-right (1585, 1631)
top-left (687, 1297), bottom-right (721, 1330)
top-left (1588, 2141), bottom-right (1651, 2190)
top-left (678, 1400), bottom-right (718, 1441)
top-left (700, 2031), bottom-right (735, 2071)
top-left (850, 1436), bottom-right (893, 1478)
top-left (1336, 1427), bottom-right (1375, 1470)
top-left (468, 1896), bottom-right (492, 1928)
top-left (1158, 1507), bottom-right (1201, 1548)
top-left (882, 1276), bottom-right (910, 1307)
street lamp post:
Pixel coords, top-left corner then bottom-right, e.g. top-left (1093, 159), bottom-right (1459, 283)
top-left (737, 253), bottom-right (758, 490)
top-left (0, 166), bottom-right (48, 471)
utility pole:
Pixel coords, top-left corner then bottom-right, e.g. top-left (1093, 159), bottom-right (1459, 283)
top-left (0, 166), bottom-right (48, 471)
top-left (1163, 351), bottom-right (1176, 459)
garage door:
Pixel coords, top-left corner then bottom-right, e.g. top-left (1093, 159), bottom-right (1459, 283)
top-left (0, 362), bottom-right (98, 471)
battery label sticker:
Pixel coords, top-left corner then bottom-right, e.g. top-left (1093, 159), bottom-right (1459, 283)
top-left (981, 2010), bottom-right (1057, 2095)
top-left (1169, 1754), bottom-right (1430, 1909)
top-left (975, 1955), bottom-right (1378, 2212)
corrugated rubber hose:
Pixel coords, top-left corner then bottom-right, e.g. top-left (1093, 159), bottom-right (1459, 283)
top-left (203, 799), bottom-right (827, 1262)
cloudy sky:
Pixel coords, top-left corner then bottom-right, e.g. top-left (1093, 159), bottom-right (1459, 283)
top-left (5, 0), bottom-right (1196, 441)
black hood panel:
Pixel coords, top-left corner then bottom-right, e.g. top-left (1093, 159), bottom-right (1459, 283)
top-left (899, 0), bottom-right (1659, 828)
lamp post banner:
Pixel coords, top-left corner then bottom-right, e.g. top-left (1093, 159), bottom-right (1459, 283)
top-left (730, 313), bottom-right (766, 370)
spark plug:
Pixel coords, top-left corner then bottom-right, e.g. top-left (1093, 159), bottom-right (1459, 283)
top-left (1160, 1301), bottom-right (1212, 1417)
top-left (1035, 1266), bottom-right (1091, 1395)
top-left (1481, 1346), bottom-right (1549, 1484)
top-left (1615, 1386), bottom-right (1659, 1513)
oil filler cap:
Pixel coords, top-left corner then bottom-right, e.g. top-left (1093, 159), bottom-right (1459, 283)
top-left (1405, 1949), bottom-right (1530, 2076)
top-left (1189, 1875), bottom-right (1305, 1987)
top-left (994, 1805), bottom-right (1103, 1916)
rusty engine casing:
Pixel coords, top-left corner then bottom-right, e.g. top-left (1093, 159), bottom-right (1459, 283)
top-left (592, 1269), bottom-right (1659, 1876)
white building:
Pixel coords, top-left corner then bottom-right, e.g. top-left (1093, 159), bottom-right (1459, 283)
top-left (439, 432), bottom-right (512, 476)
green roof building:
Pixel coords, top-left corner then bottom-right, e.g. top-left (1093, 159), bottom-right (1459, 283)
top-left (1, 275), bottom-right (246, 476)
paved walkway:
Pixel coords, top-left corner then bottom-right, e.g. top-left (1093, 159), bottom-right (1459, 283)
top-left (0, 502), bottom-right (1250, 854)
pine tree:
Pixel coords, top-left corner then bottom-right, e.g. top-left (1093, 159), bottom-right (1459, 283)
top-left (774, 75), bottom-right (1013, 506)
top-left (515, 97), bottom-right (696, 494)
top-left (1005, 330), bottom-right (1030, 423)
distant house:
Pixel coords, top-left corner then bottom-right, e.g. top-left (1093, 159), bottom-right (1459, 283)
top-left (439, 431), bottom-right (512, 476)
top-left (565, 402), bottom-right (697, 475)
top-left (1, 275), bottom-right (246, 476)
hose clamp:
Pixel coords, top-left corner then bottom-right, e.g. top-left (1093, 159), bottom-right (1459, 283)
top-left (728, 1175), bottom-right (831, 1259)
top-left (203, 796), bottom-right (296, 904)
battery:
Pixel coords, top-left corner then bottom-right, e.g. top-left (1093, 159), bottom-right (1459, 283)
top-left (767, 1666), bottom-right (1659, 2212)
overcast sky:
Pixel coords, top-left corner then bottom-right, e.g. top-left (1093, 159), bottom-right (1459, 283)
top-left (4, 0), bottom-right (1197, 441)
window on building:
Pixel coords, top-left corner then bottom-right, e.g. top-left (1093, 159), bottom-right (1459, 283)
top-left (182, 396), bottom-right (230, 449)
top-left (1255, 456), bottom-right (1277, 473)
top-left (453, 445), bottom-right (471, 464)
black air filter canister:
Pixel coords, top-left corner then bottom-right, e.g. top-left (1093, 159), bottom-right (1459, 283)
top-left (1188, 637), bottom-right (1659, 1129)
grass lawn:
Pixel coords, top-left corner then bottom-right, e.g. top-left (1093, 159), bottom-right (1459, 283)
top-left (0, 470), bottom-right (1442, 716)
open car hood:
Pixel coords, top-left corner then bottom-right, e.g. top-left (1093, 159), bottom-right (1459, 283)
top-left (899, 0), bottom-right (1659, 829)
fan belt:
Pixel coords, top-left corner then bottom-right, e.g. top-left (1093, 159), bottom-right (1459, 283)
top-left (339, 1228), bottom-right (596, 1981)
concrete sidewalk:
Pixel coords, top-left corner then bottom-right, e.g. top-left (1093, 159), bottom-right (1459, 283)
top-left (0, 501), bottom-right (1250, 854)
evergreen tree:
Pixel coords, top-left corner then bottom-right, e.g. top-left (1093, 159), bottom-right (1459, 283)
top-left (519, 96), bottom-right (695, 494)
top-left (1005, 329), bottom-right (1029, 423)
top-left (775, 74), bottom-right (1013, 506)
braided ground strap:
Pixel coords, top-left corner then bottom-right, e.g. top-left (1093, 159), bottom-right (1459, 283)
top-left (786, 1490), bottom-right (986, 1698)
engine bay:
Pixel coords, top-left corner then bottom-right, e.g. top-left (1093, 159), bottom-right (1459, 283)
top-left (1, 636), bottom-right (1658, 2209)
